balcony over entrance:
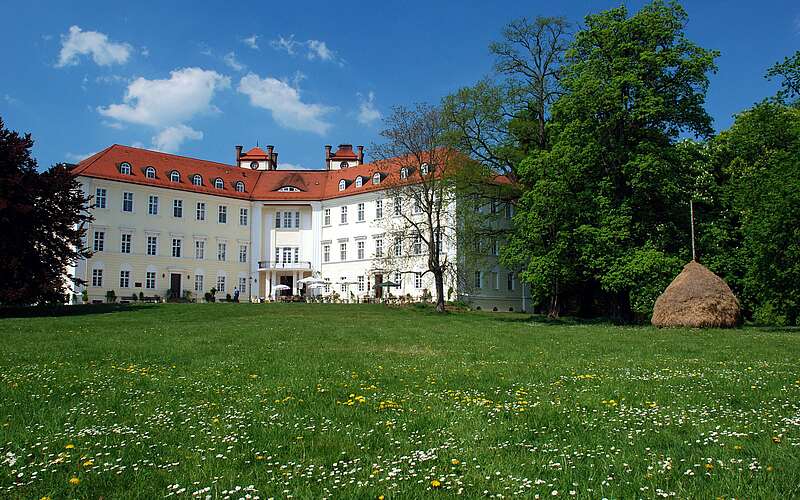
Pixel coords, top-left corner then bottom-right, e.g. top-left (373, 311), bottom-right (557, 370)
top-left (258, 260), bottom-right (312, 270)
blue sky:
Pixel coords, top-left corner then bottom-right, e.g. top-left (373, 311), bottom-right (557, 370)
top-left (1, 0), bottom-right (798, 170)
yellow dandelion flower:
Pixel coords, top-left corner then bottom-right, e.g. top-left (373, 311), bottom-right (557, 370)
top-left (68, 477), bottom-right (80, 485)
top-left (40, 497), bottom-right (52, 500)
top-left (82, 459), bottom-right (93, 467)
top-left (255, 455), bottom-right (264, 461)
top-left (767, 465), bottom-right (774, 472)
top-left (431, 479), bottom-right (442, 489)
top-left (704, 463), bottom-right (713, 470)
top-left (451, 458), bottom-right (460, 465)
top-left (378, 496), bottom-right (385, 500)
top-left (65, 444), bottom-right (75, 449)
top-left (772, 436), bottom-right (782, 444)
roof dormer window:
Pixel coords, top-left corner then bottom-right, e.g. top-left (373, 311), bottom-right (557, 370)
top-left (355, 176), bottom-right (363, 188)
top-left (119, 162), bottom-right (131, 175)
top-left (373, 172), bottom-right (381, 185)
top-left (192, 174), bottom-right (203, 186)
top-left (278, 186), bottom-right (301, 192)
top-left (214, 178), bottom-right (224, 189)
top-left (145, 166), bottom-right (156, 179)
top-left (338, 179), bottom-right (346, 191)
top-left (341, 161), bottom-right (349, 169)
top-left (169, 170), bottom-right (180, 183)
top-left (421, 163), bottom-right (429, 175)
top-left (235, 181), bottom-right (245, 192)
top-left (400, 167), bottom-right (408, 179)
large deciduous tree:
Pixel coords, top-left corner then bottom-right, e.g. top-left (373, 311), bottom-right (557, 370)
top-left (0, 117), bottom-right (92, 305)
top-left (442, 16), bottom-right (571, 181)
top-left (371, 104), bottom-right (467, 313)
top-left (504, 1), bottom-right (718, 320)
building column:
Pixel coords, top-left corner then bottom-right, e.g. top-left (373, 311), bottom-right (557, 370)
top-left (250, 202), bottom-right (262, 301)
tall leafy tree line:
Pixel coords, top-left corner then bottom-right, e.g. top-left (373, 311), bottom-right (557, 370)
top-left (445, 0), bottom-right (800, 324)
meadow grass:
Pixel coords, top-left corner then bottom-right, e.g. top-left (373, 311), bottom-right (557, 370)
top-left (0, 303), bottom-right (798, 499)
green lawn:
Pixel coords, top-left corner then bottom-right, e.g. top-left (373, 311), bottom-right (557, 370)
top-left (0, 304), bottom-right (798, 499)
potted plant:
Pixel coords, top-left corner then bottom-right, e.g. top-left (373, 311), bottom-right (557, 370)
top-left (105, 290), bottom-right (117, 303)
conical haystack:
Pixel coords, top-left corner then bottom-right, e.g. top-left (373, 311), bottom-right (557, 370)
top-left (651, 261), bottom-right (740, 328)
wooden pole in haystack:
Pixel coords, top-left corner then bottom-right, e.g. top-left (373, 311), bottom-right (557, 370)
top-left (690, 199), bottom-right (696, 262)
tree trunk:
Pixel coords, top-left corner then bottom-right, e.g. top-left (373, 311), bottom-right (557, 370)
top-left (547, 279), bottom-right (560, 319)
top-left (434, 271), bottom-right (446, 313)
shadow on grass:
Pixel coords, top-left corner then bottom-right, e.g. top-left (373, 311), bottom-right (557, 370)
top-left (0, 303), bottom-right (156, 319)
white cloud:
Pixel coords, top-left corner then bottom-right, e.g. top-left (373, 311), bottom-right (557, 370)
top-left (237, 73), bottom-right (333, 135)
top-left (56, 26), bottom-right (132, 67)
top-left (271, 35), bottom-right (301, 55)
top-left (3, 94), bottom-right (20, 106)
top-left (271, 35), bottom-right (342, 65)
top-left (65, 151), bottom-right (98, 162)
top-left (223, 52), bottom-right (246, 72)
top-left (152, 125), bottom-right (203, 152)
top-left (307, 40), bottom-right (334, 61)
top-left (141, 46), bottom-right (150, 57)
top-left (242, 34), bottom-right (259, 50)
top-left (101, 120), bottom-right (125, 130)
top-left (98, 67), bottom-right (230, 127)
top-left (357, 91), bottom-right (381, 126)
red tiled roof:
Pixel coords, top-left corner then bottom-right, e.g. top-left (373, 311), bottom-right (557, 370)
top-left (71, 144), bottom-right (511, 202)
top-left (331, 144), bottom-right (358, 159)
top-left (239, 146), bottom-right (269, 160)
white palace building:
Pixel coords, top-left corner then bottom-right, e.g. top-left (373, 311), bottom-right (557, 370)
top-left (70, 143), bottom-right (530, 311)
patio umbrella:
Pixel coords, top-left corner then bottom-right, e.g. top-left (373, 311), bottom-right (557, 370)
top-left (298, 276), bottom-right (325, 285)
top-left (273, 284), bottom-right (290, 291)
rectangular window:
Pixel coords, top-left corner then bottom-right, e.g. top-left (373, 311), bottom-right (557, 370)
top-left (415, 272), bottom-right (423, 289)
top-left (491, 240), bottom-right (499, 256)
top-left (240, 208), bottom-right (248, 226)
top-left (293, 247), bottom-right (299, 263)
top-left (95, 188), bottom-right (107, 209)
top-left (146, 271), bottom-right (156, 289)
top-left (173, 199), bottom-right (183, 218)
top-left (474, 270), bottom-right (482, 289)
top-left (357, 275), bottom-right (365, 292)
top-left (505, 202), bottom-right (513, 219)
top-left (146, 235), bottom-right (158, 256)
top-left (357, 240), bottom-right (365, 260)
top-left (239, 244), bottom-right (247, 263)
top-left (507, 272), bottom-right (515, 291)
top-left (238, 277), bottom-right (247, 294)
top-left (413, 196), bottom-right (422, 214)
top-left (375, 200), bottom-right (383, 219)
top-left (120, 233), bottom-right (131, 254)
top-left (283, 211), bottom-right (292, 228)
top-left (295, 211), bottom-right (300, 228)
top-left (217, 242), bottom-right (226, 261)
top-left (357, 203), bottom-right (365, 222)
top-left (339, 242), bottom-right (347, 261)
top-left (195, 274), bottom-right (204, 293)
top-left (323, 208), bottom-right (330, 226)
top-left (148, 195), bottom-right (159, 215)
top-left (122, 192), bottom-right (133, 212)
top-left (340, 206), bottom-right (348, 224)
top-left (217, 276), bottom-right (226, 293)
top-left (275, 211), bottom-right (281, 228)
top-left (394, 236), bottom-right (402, 256)
top-left (93, 230), bottom-right (104, 252)
top-left (196, 202), bottom-right (206, 221)
top-left (492, 272), bottom-right (499, 290)
top-left (91, 269), bottom-right (103, 287)
top-left (375, 238), bottom-right (383, 258)
top-left (218, 206), bottom-right (227, 223)
top-left (413, 234), bottom-right (422, 255)
top-left (323, 244), bottom-right (330, 263)
top-left (195, 240), bottom-right (205, 260)
top-left (394, 272), bottom-right (402, 287)
top-left (491, 198), bottom-right (498, 214)
top-left (171, 238), bottom-right (182, 258)
top-left (394, 196), bottom-right (402, 216)
top-left (119, 270), bottom-right (130, 288)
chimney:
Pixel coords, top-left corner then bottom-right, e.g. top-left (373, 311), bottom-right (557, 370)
top-left (325, 145), bottom-right (332, 169)
top-left (357, 145), bottom-right (364, 165)
top-left (266, 145), bottom-right (274, 169)
top-left (235, 145), bottom-right (243, 165)
top-left (271, 152), bottom-right (278, 170)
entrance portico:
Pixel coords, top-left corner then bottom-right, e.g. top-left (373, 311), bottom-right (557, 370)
top-left (258, 260), bottom-right (314, 299)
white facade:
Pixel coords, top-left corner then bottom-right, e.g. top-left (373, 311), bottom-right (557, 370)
top-left (72, 144), bottom-right (530, 311)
